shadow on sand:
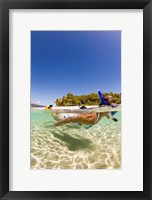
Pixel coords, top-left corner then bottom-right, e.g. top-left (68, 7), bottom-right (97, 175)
top-left (51, 130), bottom-right (92, 151)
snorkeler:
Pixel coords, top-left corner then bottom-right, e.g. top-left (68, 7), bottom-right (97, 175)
top-left (103, 95), bottom-right (117, 107)
top-left (54, 111), bottom-right (117, 126)
top-left (54, 95), bottom-right (118, 127)
top-left (44, 105), bottom-right (53, 110)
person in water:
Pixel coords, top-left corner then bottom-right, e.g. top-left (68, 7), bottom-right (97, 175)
top-left (103, 95), bottom-right (117, 107)
top-left (44, 104), bottom-right (53, 110)
top-left (54, 95), bottom-right (118, 127)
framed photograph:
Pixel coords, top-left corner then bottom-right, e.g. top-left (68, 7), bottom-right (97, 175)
top-left (0, 0), bottom-right (151, 199)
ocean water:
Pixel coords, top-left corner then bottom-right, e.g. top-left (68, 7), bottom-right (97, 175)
top-left (31, 109), bottom-right (121, 169)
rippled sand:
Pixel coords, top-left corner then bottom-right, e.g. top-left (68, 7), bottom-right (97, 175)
top-left (31, 110), bottom-right (121, 169)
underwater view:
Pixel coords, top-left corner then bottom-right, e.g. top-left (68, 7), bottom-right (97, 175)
top-left (31, 108), bottom-right (121, 169)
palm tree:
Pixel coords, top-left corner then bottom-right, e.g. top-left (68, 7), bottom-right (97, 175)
top-left (55, 98), bottom-right (62, 106)
top-left (66, 93), bottom-right (74, 99)
top-left (62, 96), bottom-right (69, 106)
top-left (89, 92), bottom-right (99, 102)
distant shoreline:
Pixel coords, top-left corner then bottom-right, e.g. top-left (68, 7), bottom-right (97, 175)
top-left (31, 103), bottom-right (46, 108)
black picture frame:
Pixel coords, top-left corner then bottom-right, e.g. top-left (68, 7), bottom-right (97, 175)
top-left (0, 0), bottom-right (151, 199)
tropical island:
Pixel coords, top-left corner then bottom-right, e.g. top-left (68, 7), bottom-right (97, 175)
top-left (55, 92), bottom-right (121, 106)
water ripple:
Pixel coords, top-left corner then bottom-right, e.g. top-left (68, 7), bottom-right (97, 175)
top-left (31, 110), bottom-right (121, 169)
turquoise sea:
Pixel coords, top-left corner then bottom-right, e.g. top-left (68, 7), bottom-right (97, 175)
top-left (31, 109), bottom-right (121, 169)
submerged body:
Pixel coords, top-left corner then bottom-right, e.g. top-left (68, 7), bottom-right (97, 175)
top-left (51, 110), bottom-right (117, 127)
top-left (53, 112), bottom-right (107, 126)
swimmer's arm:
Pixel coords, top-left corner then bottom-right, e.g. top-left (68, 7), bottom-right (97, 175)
top-left (51, 112), bottom-right (60, 121)
top-left (95, 112), bottom-right (110, 123)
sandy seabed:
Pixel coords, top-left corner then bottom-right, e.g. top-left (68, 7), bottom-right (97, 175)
top-left (31, 109), bottom-right (121, 169)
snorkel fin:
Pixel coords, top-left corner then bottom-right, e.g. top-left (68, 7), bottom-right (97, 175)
top-left (108, 112), bottom-right (118, 122)
top-left (112, 117), bottom-right (118, 122)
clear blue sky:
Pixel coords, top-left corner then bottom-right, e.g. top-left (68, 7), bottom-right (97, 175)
top-left (31, 31), bottom-right (121, 106)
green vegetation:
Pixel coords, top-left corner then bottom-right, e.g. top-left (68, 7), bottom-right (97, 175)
top-left (55, 92), bottom-right (121, 106)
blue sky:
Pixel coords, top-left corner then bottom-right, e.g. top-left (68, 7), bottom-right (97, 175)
top-left (31, 31), bottom-right (121, 106)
